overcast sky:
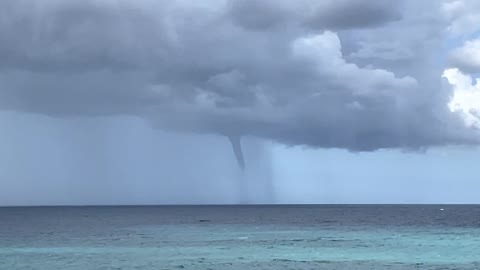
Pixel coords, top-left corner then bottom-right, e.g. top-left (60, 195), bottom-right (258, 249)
top-left (1, 0), bottom-right (480, 205)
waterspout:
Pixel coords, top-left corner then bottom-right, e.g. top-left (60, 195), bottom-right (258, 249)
top-left (228, 135), bottom-right (245, 171)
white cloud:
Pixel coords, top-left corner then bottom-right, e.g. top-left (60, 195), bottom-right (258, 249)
top-left (443, 68), bottom-right (480, 128)
top-left (449, 38), bottom-right (480, 73)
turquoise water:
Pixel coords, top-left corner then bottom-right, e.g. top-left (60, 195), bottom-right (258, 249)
top-left (1, 205), bottom-right (480, 269)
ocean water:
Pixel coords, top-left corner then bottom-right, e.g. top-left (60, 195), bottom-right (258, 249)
top-left (1, 205), bottom-right (480, 269)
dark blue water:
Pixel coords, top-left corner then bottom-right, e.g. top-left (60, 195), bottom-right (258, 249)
top-left (1, 205), bottom-right (480, 269)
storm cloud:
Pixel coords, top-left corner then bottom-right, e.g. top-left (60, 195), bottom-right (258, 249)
top-left (0, 0), bottom-right (479, 152)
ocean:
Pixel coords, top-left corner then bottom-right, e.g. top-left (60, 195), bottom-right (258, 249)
top-left (1, 205), bottom-right (480, 269)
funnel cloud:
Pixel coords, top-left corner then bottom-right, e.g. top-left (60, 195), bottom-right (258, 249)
top-left (229, 136), bottom-right (246, 171)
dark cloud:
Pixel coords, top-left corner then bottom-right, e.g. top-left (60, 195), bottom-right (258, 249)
top-left (0, 0), bottom-right (478, 151)
top-left (227, 0), bottom-right (402, 31)
top-left (304, 0), bottom-right (402, 30)
top-left (227, 0), bottom-right (294, 31)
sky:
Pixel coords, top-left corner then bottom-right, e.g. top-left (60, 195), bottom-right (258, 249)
top-left (1, 0), bottom-right (480, 205)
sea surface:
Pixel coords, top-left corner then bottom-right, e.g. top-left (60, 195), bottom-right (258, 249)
top-left (1, 205), bottom-right (480, 269)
